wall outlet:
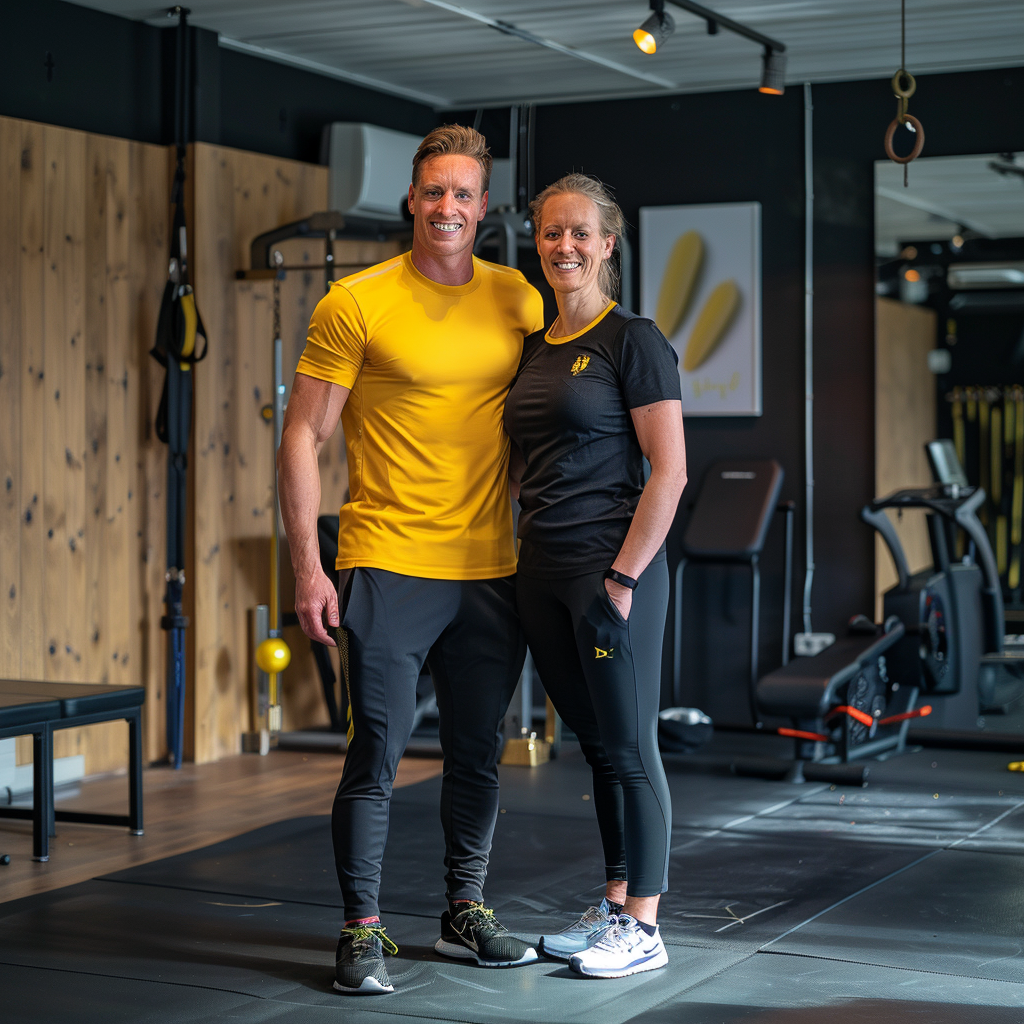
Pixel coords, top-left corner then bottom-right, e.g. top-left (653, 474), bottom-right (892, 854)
top-left (794, 632), bottom-right (836, 657)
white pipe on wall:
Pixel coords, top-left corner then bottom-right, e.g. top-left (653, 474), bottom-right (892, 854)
top-left (803, 81), bottom-right (815, 636)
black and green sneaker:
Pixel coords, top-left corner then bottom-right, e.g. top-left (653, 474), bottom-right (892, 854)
top-left (334, 923), bottom-right (398, 994)
top-left (434, 902), bottom-right (539, 967)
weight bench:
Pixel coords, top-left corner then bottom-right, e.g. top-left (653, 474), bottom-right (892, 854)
top-left (673, 459), bottom-right (793, 725)
top-left (0, 681), bottom-right (145, 861)
top-left (752, 620), bottom-right (918, 783)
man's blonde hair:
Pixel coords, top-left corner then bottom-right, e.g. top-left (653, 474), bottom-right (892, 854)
top-left (412, 124), bottom-right (493, 193)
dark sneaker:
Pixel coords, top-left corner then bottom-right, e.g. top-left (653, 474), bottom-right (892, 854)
top-left (333, 923), bottom-right (398, 994)
top-left (434, 902), bottom-right (539, 967)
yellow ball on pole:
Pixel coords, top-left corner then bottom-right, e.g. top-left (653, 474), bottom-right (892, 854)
top-left (256, 637), bottom-right (291, 675)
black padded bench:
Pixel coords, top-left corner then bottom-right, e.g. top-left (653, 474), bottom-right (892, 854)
top-left (756, 622), bottom-right (915, 766)
top-left (0, 680), bottom-right (145, 861)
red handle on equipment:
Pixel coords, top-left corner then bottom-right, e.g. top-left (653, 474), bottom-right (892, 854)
top-left (778, 727), bottom-right (829, 742)
top-left (878, 705), bottom-right (932, 726)
top-left (828, 705), bottom-right (875, 727)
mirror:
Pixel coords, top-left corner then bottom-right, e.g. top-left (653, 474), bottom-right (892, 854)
top-left (874, 151), bottom-right (1024, 734)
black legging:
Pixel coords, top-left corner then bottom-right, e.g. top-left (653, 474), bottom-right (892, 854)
top-left (516, 560), bottom-right (671, 897)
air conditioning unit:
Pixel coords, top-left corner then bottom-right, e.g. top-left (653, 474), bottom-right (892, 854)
top-left (321, 123), bottom-right (422, 223)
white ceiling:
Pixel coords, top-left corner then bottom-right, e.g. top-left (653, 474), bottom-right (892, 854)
top-left (875, 154), bottom-right (1024, 256)
top-left (71, 0), bottom-right (1024, 108)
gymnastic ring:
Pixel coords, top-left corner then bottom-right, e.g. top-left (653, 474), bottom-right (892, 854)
top-left (884, 114), bottom-right (925, 164)
top-left (891, 69), bottom-right (916, 100)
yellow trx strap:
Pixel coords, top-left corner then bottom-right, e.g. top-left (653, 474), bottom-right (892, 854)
top-left (179, 289), bottom-right (198, 368)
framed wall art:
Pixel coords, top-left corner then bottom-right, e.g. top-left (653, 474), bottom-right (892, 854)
top-left (639, 202), bottom-right (762, 416)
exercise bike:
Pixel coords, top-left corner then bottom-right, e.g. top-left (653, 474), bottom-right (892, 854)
top-left (755, 440), bottom-right (1024, 781)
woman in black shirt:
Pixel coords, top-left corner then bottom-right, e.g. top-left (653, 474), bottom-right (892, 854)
top-left (505, 174), bottom-right (687, 979)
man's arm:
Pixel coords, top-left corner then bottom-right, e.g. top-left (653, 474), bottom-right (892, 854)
top-left (278, 372), bottom-right (350, 645)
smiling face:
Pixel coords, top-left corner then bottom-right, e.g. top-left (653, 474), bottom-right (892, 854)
top-left (408, 154), bottom-right (488, 265)
top-left (535, 192), bottom-right (615, 301)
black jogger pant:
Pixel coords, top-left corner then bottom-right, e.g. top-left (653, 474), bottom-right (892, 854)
top-left (333, 568), bottom-right (525, 921)
top-left (516, 560), bottom-right (671, 897)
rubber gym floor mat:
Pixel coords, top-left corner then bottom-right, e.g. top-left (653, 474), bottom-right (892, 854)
top-left (0, 962), bottom-right (263, 1024)
top-left (769, 847), bottom-right (1024, 984)
top-left (954, 799), bottom-right (1024, 853)
top-left (651, 828), bottom-right (931, 951)
top-left (100, 803), bottom-right (608, 919)
top-left (101, 814), bottom-right (349, 907)
top-left (716, 784), bottom-right (1024, 849)
top-left (102, 800), bottom-right (935, 954)
top-left (859, 747), bottom-right (1024, 793)
top-left (399, 748), bottom-right (825, 833)
top-left (638, 951), bottom-right (1024, 1023)
top-left (0, 879), bottom-right (745, 1024)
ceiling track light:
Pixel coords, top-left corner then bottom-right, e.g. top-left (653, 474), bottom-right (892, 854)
top-left (759, 48), bottom-right (787, 95)
top-left (633, 0), bottom-right (787, 95)
top-left (633, 1), bottom-right (675, 56)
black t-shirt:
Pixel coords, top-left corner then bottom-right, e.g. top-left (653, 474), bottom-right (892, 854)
top-left (504, 303), bottom-right (681, 578)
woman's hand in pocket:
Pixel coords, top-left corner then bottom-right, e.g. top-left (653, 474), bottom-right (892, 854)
top-left (604, 578), bottom-right (633, 621)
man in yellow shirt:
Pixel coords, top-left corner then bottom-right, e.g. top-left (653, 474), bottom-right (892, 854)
top-left (279, 125), bottom-right (544, 995)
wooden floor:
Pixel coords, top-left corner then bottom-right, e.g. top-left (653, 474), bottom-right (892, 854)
top-left (0, 750), bottom-right (442, 905)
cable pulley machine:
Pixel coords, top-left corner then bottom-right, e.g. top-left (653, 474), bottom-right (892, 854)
top-left (239, 212), bottom-right (409, 753)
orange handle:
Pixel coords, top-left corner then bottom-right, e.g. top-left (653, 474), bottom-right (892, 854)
top-left (878, 705), bottom-right (932, 726)
top-left (829, 705), bottom-right (875, 727)
top-left (779, 727), bottom-right (829, 742)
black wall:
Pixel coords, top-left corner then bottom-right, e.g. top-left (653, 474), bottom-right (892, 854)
top-left (0, 0), bottom-right (164, 143)
top-left (217, 48), bottom-right (437, 162)
top-left (0, 0), bottom-right (437, 154)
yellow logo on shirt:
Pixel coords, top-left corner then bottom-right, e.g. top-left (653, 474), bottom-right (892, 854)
top-left (595, 647), bottom-right (614, 659)
top-left (571, 355), bottom-right (590, 376)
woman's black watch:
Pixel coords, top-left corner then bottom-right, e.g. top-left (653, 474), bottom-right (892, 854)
top-left (604, 568), bottom-right (638, 591)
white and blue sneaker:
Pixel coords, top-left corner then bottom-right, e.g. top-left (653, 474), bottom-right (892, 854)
top-left (568, 914), bottom-right (668, 978)
top-left (538, 898), bottom-right (618, 961)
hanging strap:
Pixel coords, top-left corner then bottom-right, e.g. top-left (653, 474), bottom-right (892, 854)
top-left (151, 162), bottom-right (208, 444)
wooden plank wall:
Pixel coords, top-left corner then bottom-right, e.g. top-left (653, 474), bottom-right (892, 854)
top-left (875, 297), bottom-right (938, 619)
top-left (189, 142), bottom-right (400, 763)
top-left (1, 124), bottom-right (400, 769)
top-left (0, 115), bottom-right (170, 772)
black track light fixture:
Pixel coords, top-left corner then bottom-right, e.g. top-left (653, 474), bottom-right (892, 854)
top-left (632, 1), bottom-right (787, 95)
top-left (759, 48), bottom-right (787, 95)
top-left (634, 1), bottom-right (676, 55)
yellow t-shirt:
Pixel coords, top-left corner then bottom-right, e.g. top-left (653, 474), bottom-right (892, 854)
top-left (296, 251), bottom-right (544, 579)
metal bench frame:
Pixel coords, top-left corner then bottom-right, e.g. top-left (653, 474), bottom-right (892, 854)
top-left (0, 704), bottom-right (144, 862)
